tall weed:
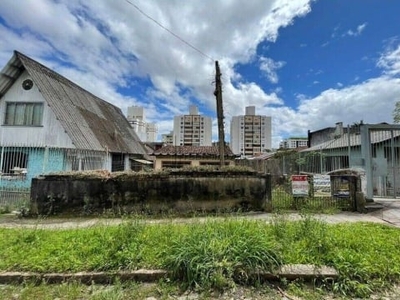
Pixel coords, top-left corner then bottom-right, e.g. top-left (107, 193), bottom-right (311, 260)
top-left (162, 219), bottom-right (282, 290)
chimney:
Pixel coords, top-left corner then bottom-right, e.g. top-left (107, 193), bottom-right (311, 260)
top-left (334, 122), bottom-right (343, 138)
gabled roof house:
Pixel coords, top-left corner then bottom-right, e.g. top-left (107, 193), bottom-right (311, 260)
top-left (0, 51), bottom-right (148, 189)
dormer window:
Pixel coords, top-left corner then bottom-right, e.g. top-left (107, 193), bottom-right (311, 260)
top-left (4, 102), bottom-right (43, 126)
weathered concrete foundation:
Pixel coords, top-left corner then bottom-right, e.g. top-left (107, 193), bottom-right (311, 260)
top-left (30, 171), bottom-right (271, 216)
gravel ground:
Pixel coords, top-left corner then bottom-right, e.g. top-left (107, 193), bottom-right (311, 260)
top-left (2, 283), bottom-right (400, 300)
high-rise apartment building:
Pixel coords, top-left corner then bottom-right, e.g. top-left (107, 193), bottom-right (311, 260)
top-left (127, 106), bottom-right (158, 143)
top-left (230, 106), bottom-right (272, 157)
top-left (146, 123), bottom-right (158, 143)
top-left (161, 131), bottom-right (174, 145)
top-left (279, 137), bottom-right (308, 149)
top-left (173, 105), bottom-right (212, 146)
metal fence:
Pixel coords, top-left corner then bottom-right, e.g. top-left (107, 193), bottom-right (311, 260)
top-left (0, 145), bottom-right (112, 211)
top-left (359, 125), bottom-right (400, 198)
top-left (270, 174), bottom-right (356, 211)
top-left (237, 124), bottom-right (400, 201)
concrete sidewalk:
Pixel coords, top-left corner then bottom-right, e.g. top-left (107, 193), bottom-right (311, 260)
top-left (0, 201), bottom-right (399, 229)
top-left (369, 198), bottom-right (400, 227)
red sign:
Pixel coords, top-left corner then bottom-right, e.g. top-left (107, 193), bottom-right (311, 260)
top-left (292, 175), bottom-right (309, 197)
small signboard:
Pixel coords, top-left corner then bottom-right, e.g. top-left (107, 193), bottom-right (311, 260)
top-left (333, 176), bottom-right (350, 198)
top-left (313, 174), bottom-right (331, 197)
top-left (292, 175), bottom-right (309, 197)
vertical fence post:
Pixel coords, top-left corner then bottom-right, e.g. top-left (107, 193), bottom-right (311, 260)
top-left (0, 146), bottom-right (3, 204)
top-left (43, 146), bottom-right (49, 174)
top-left (320, 148), bottom-right (323, 174)
top-left (361, 125), bottom-right (373, 200)
top-left (390, 130), bottom-right (396, 198)
top-left (347, 124), bottom-right (351, 167)
top-left (352, 175), bottom-right (357, 212)
top-left (264, 173), bottom-right (272, 211)
top-left (0, 145), bottom-right (3, 178)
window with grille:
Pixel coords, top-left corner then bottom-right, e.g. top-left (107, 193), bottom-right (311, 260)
top-left (1, 151), bottom-right (28, 175)
top-left (4, 102), bottom-right (44, 126)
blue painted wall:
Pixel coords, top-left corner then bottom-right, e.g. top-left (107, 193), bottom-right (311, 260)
top-left (0, 147), bottom-right (66, 190)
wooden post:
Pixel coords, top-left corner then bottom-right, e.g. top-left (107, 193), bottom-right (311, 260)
top-left (214, 61), bottom-right (225, 167)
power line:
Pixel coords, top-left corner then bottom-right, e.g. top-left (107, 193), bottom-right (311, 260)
top-left (124, 0), bottom-right (214, 62)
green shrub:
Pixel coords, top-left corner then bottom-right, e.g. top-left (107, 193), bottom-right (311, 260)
top-left (0, 205), bottom-right (11, 214)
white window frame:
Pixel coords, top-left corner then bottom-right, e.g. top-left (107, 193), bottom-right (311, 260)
top-left (4, 102), bottom-right (44, 126)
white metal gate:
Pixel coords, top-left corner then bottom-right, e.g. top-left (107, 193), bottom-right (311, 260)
top-left (361, 124), bottom-right (400, 199)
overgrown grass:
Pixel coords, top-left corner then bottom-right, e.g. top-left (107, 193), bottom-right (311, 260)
top-left (0, 205), bottom-right (11, 214)
top-left (161, 219), bottom-right (282, 289)
top-left (272, 187), bottom-right (349, 213)
top-left (0, 280), bottom-right (181, 300)
top-left (0, 216), bottom-right (400, 297)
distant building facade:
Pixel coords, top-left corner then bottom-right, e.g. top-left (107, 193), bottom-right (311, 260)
top-left (161, 131), bottom-right (174, 145)
top-left (230, 106), bottom-right (272, 157)
top-left (127, 106), bottom-right (158, 143)
top-left (146, 123), bottom-right (158, 143)
top-left (173, 105), bottom-right (212, 146)
top-left (279, 137), bottom-right (308, 149)
top-left (152, 145), bottom-right (236, 170)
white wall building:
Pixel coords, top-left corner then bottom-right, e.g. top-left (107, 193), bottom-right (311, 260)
top-left (127, 106), bottom-right (158, 143)
top-left (230, 106), bottom-right (272, 157)
top-left (280, 137), bottom-right (308, 149)
top-left (173, 105), bottom-right (212, 146)
top-left (161, 131), bottom-right (174, 145)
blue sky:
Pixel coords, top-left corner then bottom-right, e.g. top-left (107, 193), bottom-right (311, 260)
top-left (1, 0), bottom-right (400, 147)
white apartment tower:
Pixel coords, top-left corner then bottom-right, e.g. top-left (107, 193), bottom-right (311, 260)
top-left (127, 106), bottom-right (158, 143)
top-left (161, 131), bottom-right (174, 145)
top-left (230, 106), bottom-right (272, 157)
top-left (173, 105), bottom-right (212, 146)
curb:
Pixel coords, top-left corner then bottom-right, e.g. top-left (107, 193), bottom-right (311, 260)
top-left (0, 269), bottom-right (167, 284)
top-left (0, 265), bottom-right (338, 285)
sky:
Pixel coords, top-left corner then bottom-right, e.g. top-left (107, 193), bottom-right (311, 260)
top-left (1, 0), bottom-right (400, 148)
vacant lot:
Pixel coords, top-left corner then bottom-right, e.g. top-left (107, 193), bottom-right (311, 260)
top-left (0, 213), bottom-right (399, 299)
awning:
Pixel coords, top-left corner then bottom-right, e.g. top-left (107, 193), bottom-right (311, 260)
top-left (131, 159), bottom-right (153, 165)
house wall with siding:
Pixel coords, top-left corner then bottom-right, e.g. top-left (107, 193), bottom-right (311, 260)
top-left (0, 147), bottom-right (67, 189)
top-left (0, 71), bottom-right (74, 148)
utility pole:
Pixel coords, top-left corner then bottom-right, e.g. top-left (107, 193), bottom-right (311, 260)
top-left (214, 61), bottom-right (225, 167)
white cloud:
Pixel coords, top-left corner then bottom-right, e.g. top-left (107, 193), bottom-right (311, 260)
top-left (377, 42), bottom-right (400, 76)
top-left (1, 0), bottom-right (314, 132)
top-left (331, 24), bottom-right (340, 38)
top-left (321, 41), bottom-right (330, 47)
top-left (4, 0), bottom-right (396, 149)
top-left (293, 77), bottom-right (400, 132)
top-left (345, 22), bottom-right (367, 37)
top-left (259, 57), bottom-right (286, 84)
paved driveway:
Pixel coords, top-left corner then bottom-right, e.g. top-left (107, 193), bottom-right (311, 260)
top-left (372, 198), bottom-right (400, 227)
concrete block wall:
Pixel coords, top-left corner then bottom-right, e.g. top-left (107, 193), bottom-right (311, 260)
top-left (30, 171), bottom-right (271, 216)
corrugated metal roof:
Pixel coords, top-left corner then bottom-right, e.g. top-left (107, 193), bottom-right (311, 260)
top-left (153, 145), bottom-right (236, 157)
top-left (0, 53), bottom-right (24, 98)
top-left (0, 51), bottom-right (147, 157)
top-left (303, 130), bottom-right (400, 152)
